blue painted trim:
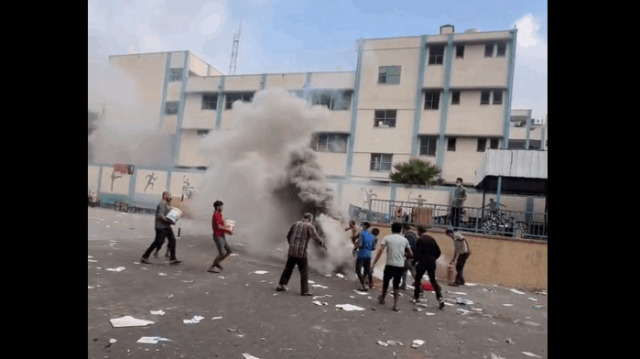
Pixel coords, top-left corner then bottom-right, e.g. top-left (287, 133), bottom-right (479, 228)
top-left (174, 51), bottom-right (190, 164)
top-left (303, 72), bottom-right (312, 101)
top-left (215, 76), bottom-right (226, 129)
top-left (158, 53), bottom-right (171, 127)
top-left (346, 40), bottom-right (365, 176)
top-left (96, 165), bottom-right (104, 194)
top-left (261, 73), bottom-right (267, 90)
top-left (390, 184), bottom-right (398, 202)
top-left (411, 35), bottom-right (428, 157)
top-left (166, 170), bottom-right (172, 192)
top-left (128, 170), bottom-right (137, 199)
top-left (502, 29), bottom-right (518, 149)
top-left (525, 196), bottom-right (534, 222)
top-left (436, 35), bottom-right (454, 169)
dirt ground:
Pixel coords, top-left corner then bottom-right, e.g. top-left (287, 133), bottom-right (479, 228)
top-left (88, 207), bottom-right (547, 359)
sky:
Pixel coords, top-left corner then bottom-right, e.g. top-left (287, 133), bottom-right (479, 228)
top-left (88, 0), bottom-right (547, 119)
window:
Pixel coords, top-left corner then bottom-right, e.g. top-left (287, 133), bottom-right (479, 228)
top-left (496, 42), bottom-right (507, 57)
top-left (197, 129), bottom-right (210, 136)
top-left (378, 66), bottom-right (401, 84)
top-left (451, 91), bottom-right (460, 105)
top-left (201, 94), bottom-right (218, 110)
top-left (312, 133), bottom-right (348, 153)
top-left (165, 101), bottom-right (179, 115)
top-left (225, 92), bottom-right (254, 109)
top-left (374, 110), bottom-right (397, 127)
top-left (477, 138), bottom-right (487, 152)
top-left (419, 136), bottom-right (437, 156)
top-left (370, 153), bottom-right (393, 171)
top-left (492, 90), bottom-right (503, 105)
top-left (169, 68), bottom-right (183, 81)
top-left (447, 138), bottom-right (456, 151)
top-left (428, 45), bottom-right (445, 65)
top-left (484, 43), bottom-right (494, 57)
top-left (456, 45), bottom-right (464, 58)
top-left (508, 140), bottom-right (541, 150)
top-left (424, 90), bottom-right (440, 110)
top-left (490, 138), bottom-right (499, 149)
top-left (311, 90), bottom-right (353, 110)
top-left (480, 90), bottom-right (490, 105)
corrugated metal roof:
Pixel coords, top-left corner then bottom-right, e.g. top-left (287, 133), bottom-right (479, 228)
top-left (475, 149), bottom-right (547, 186)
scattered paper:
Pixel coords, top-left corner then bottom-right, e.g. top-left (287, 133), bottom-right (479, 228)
top-left (159, 272), bottom-right (168, 276)
top-left (312, 301), bottom-right (329, 306)
top-left (490, 353), bottom-right (506, 359)
top-left (137, 336), bottom-right (171, 344)
top-left (110, 316), bottom-right (154, 328)
top-left (230, 253), bottom-right (239, 256)
top-left (449, 291), bottom-right (468, 295)
top-left (335, 273), bottom-right (345, 279)
top-left (411, 340), bottom-right (425, 348)
top-left (88, 255), bottom-right (93, 258)
top-left (212, 316), bottom-right (222, 320)
top-left (386, 340), bottom-right (403, 346)
top-left (377, 341), bottom-right (389, 347)
top-left (325, 274), bottom-right (332, 277)
top-left (522, 352), bottom-right (542, 358)
top-left (88, 259), bottom-right (98, 263)
top-left (242, 353), bottom-right (260, 359)
top-left (465, 282), bottom-right (478, 286)
top-left (503, 304), bottom-right (513, 306)
top-left (456, 309), bottom-right (472, 316)
top-left (182, 280), bottom-right (194, 283)
top-left (528, 297), bottom-right (538, 301)
top-left (510, 288), bottom-right (526, 295)
top-left (253, 271), bottom-right (268, 274)
top-left (312, 284), bottom-right (328, 289)
top-left (88, 286), bottom-right (94, 289)
top-left (150, 310), bottom-right (165, 315)
top-left (524, 321), bottom-right (541, 327)
top-left (184, 315), bottom-right (205, 324)
top-left (425, 312), bottom-right (436, 316)
top-left (455, 297), bottom-right (474, 305)
top-left (106, 267), bottom-right (126, 272)
top-left (533, 305), bottom-right (544, 309)
top-left (308, 280), bottom-right (315, 284)
top-left (353, 289), bottom-right (369, 295)
top-left (335, 304), bottom-right (365, 311)
top-left (109, 338), bottom-right (117, 344)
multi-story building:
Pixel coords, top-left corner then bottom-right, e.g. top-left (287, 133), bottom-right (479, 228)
top-left (88, 24), bottom-right (546, 217)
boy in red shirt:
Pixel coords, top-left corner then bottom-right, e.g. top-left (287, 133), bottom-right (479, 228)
top-left (208, 200), bottom-right (234, 273)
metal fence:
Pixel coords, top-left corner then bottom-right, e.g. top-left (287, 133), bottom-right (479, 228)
top-left (355, 199), bottom-right (547, 240)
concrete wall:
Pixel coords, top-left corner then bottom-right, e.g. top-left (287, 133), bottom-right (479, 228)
top-left (370, 225), bottom-right (547, 291)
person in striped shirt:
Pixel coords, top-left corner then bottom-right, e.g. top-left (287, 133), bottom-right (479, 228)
top-left (276, 213), bottom-right (326, 296)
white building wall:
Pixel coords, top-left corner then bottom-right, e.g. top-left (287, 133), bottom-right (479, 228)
top-left (266, 73), bottom-right (306, 90)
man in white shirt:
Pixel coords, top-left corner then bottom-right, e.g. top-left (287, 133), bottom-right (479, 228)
top-left (372, 222), bottom-right (414, 311)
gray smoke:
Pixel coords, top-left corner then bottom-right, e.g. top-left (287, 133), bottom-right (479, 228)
top-left (188, 87), bottom-right (352, 273)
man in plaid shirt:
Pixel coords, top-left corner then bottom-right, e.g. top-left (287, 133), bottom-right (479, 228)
top-left (276, 213), bottom-right (326, 296)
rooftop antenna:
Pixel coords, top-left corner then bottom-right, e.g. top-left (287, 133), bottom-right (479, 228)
top-left (228, 19), bottom-right (242, 75)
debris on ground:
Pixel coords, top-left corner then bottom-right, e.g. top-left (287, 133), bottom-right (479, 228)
top-left (510, 288), bottom-right (526, 295)
top-left (136, 336), bottom-right (171, 344)
top-left (106, 267), bottom-right (126, 272)
top-left (242, 354), bottom-right (260, 359)
top-left (253, 271), bottom-right (268, 274)
top-left (183, 315), bottom-right (205, 324)
top-left (312, 301), bottom-right (329, 306)
top-left (110, 316), bottom-right (154, 328)
top-left (312, 284), bottom-right (328, 289)
top-left (505, 338), bottom-right (514, 344)
top-left (411, 340), bottom-right (425, 348)
top-left (212, 316), bottom-right (222, 320)
top-left (503, 304), bottom-right (513, 306)
top-left (522, 352), bottom-right (542, 358)
top-left (335, 304), bottom-right (365, 311)
top-left (150, 310), bottom-right (165, 315)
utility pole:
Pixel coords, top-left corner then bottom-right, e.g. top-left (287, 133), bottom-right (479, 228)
top-left (228, 20), bottom-right (242, 75)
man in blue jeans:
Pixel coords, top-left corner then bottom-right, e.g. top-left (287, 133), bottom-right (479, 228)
top-left (354, 222), bottom-right (375, 291)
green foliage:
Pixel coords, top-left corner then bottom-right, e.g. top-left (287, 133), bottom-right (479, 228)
top-left (389, 158), bottom-right (443, 186)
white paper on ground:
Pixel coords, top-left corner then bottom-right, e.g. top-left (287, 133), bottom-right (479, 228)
top-left (449, 291), bottom-right (468, 295)
top-left (183, 315), bottom-right (205, 324)
top-left (528, 297), bottom-right (538, 301)
top-left (158, 272), bottom-right (167, 276)
top-left (109, 338), bottom-right (117, 344)
top-left (312, 284), bottom-right (328, 289)
top-left (308, 280), bottom-right (315, 284)
top-left (110, 316), bottom-right (154, 328)
top-left (522, 352), bottom-right (542, 358)
top-left (353, 289), bottom-right (369, 295)
top-left (503, 304), bottom-right (514, 306)
top-left (212, 316), bottom-right (222, 320)
top-left (490, 353), bottom-right (506, 359)
top-left (510, 288), bottom-right (526, 295)
top-left (335, 273), bottom-right (345, 279)
top-left (137, 336), bottom-right (171, 344)
top-left (464, 282), bottom-right (478, 286)
top-left (88, 286), bottom-right (94, 289)
top-left (377, 340), bottom-right (389, 346)
top-left (242, 353), bottom-right (260, 359)
top-left (253, 271), bottom-right (268, 274)
top-left (335, 304), bottom-right (365, 311)
top-left (106, 267), bottom-right (126, 272)
top-left (411, 340), bottom-right (425, 348)
top-left (150, 310), bottom-right (165, 315)
top-left (425, 312), bottom-right (436, 316)
top-left (88, 259), bottom-right (98, 262)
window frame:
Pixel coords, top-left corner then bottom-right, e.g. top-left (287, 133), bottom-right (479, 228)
top-left (225, 92), bottom-right (254, 110)
top-left (428, 45), bottom-right (445, 65)
top-left (492, 90), bottom-right (503, 105)
top-left (312, 133), bottom-right (349, 153)
top-left (419, 136), bottom-right (438, 157)
top-left (447, 137), bottom-right (457, 151)
top-left (477, 138), bottom-right (487, 152)
top-left (201, 94), bottom-right (218, 110)
top-left (169, 68), bottom-right (183, 82)
top-left (378, 66), bottom-right (401, 84)
top-left (374, 109), bottom-right (397, 128)
top-left (164, 101), bottom-right (179, 115)
top-left (490, 138), bottom-right (499, 149)
top-left (480, 90), bottom-right (491, 105)
top-left (370, 153), bottom-right (393, 172)
top-left (451, 90), bottom-right (460, 105)
top-left (496, 42), bottom-right (507, 57)
top-left (455, 45), bottom-right (465, 58)
top-left (484, 43), bottom-right (494, 57)
top-left (424, 90), bottom-right (440, 110)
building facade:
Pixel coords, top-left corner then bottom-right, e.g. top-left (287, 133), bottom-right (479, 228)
top-left (88, 25), bottom-right (546, 216)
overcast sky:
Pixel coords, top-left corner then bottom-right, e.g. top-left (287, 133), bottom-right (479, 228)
top-left (88, 0), bottom-right (547, 119)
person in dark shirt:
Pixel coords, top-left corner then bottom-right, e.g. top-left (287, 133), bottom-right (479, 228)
top-left (140, 191), bottom-right (181, 265)
top-left (412, 225), bottom-right (445, 309)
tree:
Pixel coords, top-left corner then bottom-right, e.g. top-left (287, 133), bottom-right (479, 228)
top-left (389, 158), bottom-right (443, 186)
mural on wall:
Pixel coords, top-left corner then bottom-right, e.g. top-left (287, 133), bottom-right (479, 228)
top-left (100, 164), bottom-right (133, 194)
top-left (362, 188), bottom-right (377, 210)
top-left (135, 169), bottom-right (167, 196)
top-left (170, 172), bottom-right (204, 200)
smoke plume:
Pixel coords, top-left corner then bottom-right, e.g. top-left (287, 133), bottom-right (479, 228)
top-left (188, 87), bottom-right (352, 273)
